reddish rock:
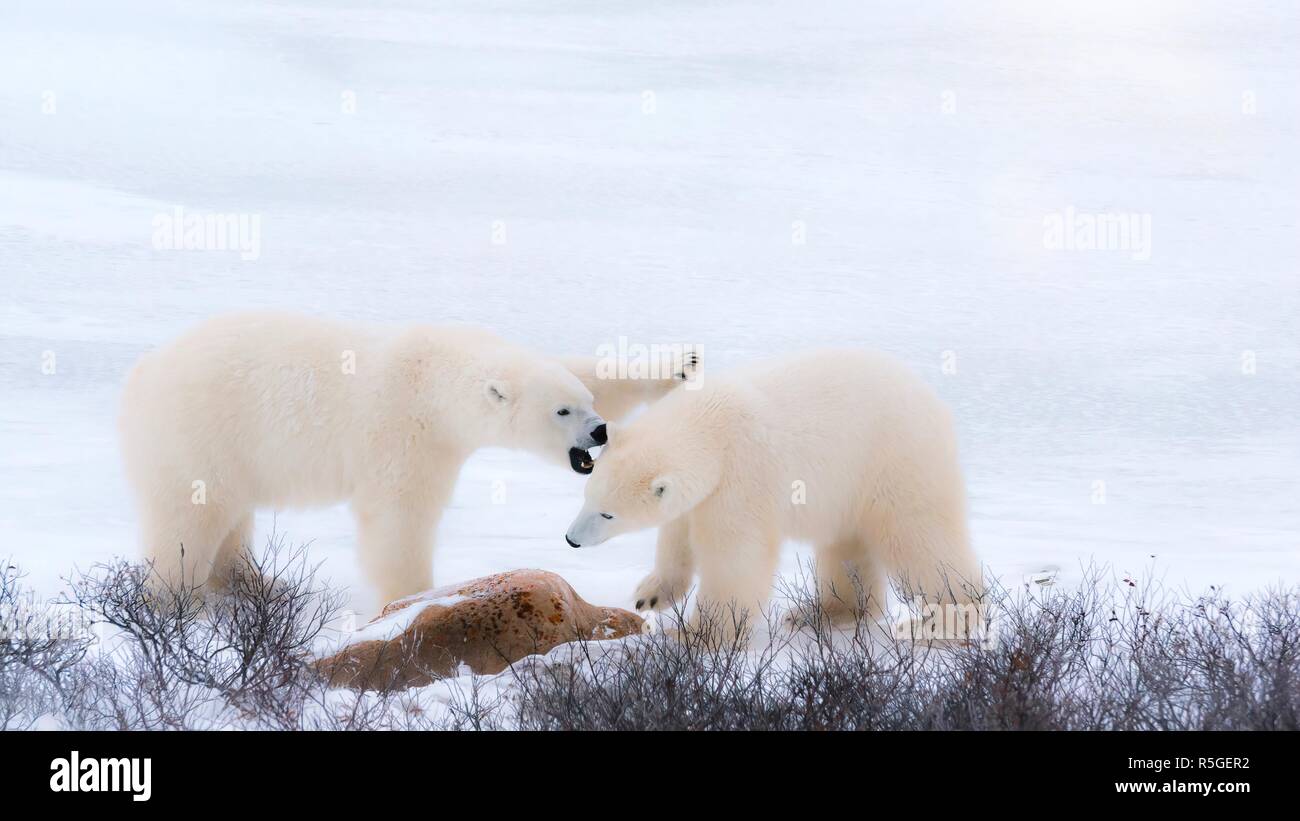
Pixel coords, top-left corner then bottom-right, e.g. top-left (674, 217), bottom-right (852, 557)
top-left (316, 569), bottom-right (645, 690)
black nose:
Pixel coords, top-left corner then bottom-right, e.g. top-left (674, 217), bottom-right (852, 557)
top-left (590, 423), bottom-right (607, 445)
top-left (565, 535), bottom-right (580, 548)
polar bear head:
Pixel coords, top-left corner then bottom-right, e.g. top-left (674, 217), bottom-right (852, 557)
top-left (481, 359), bottom-right (607, 474)
top-left (563, 419), bottom-right (722, 547)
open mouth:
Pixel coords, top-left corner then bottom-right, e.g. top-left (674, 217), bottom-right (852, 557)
top-left (568, 447), bottom-right (594, 474)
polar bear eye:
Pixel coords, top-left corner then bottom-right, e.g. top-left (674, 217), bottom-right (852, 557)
top-left (600, 513), bottom-right (614, 520)
top-left (556, 408), bottom-right (570, 416)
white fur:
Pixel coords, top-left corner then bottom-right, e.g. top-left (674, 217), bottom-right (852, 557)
top-left (120, 312), bottom-right (603, 602)
top-left (565, 349), bottom-right (982, 628)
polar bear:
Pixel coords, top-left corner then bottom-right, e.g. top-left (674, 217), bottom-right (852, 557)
top-left (558, 349), bottom-right (700, 423)
top-left (119, 312), bottom-right (606, 603)
top-left (564, 349), bottom-right (981, 630)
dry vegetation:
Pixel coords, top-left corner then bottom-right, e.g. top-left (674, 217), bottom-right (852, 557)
top-left (2, 541), bottom-right (1296, 731)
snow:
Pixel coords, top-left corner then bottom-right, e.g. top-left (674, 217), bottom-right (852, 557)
top-left (330, 592), bottom-right (471, 650)
top-left (1, 0), bottom-right (1297, 634)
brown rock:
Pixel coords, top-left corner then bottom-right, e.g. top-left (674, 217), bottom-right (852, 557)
top-left (315, 569), bottom-right (645, 690)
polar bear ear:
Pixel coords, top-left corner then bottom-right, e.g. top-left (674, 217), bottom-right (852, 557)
top-left (650, 475), bottom-right (671, 499)
top-left (484, 379), bottom-right (512, 406)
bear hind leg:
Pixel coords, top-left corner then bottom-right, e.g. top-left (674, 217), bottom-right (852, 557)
top-left (813, 538), bottom-right (886, 623)
top-left (876, 515), bottom-right (983, 607)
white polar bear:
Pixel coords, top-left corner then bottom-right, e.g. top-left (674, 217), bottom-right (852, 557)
top-left (119, 312), bottom-right (606, 603)
top-left (564, 349), bottom-right (981, 629)
top-left (557, 349), bottom-right (700, 423)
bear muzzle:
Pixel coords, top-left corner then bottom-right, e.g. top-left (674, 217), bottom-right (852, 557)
top-left (568, 447), bottom-right (594, 474)
top-left (565, 510), bottom-right (609, 547)
top-left (567, 417), bottom-right (607, 473)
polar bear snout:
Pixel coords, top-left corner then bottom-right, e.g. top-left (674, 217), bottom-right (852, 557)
top-left (564, 509), bottom-right (609, 548)
top-left (575, 417), bottom-right (606, 449)
top-left (565, 417), bottom-right (607, 474)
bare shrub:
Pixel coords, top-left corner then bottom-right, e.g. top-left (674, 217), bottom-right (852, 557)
top-left (6, 546), bottom-right (1295, 731)
top-left (0, 562), bottom-right (93, 729)
top-left (495, 600), bottom-right (783, 731)
top-left (492, 568), bottom-right (1300, 731)
top-left (56, 536), bottom-right (370, 729)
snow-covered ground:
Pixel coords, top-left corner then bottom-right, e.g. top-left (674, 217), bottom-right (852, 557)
top-left (1, 0), bottom-right (1296, 623)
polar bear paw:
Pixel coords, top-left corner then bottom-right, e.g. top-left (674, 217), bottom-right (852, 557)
top-left (782, 599), bottom-right (868, 632)
top-left (675, 351), bottom-right (701, 382)
top-left (633, 573), bottom-right (687, 612)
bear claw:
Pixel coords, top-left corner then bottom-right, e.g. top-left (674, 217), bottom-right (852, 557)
top-left (633, 573), bottom-right (684, 613)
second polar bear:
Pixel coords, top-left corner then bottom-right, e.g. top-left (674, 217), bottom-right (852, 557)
top-left (120, 312), bottom-right (606, 603)
top-left (564, 349), bottom-right (981, 626)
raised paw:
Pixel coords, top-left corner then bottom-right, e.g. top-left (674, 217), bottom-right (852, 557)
top-left (674, 350), bottom-right (702, 381)
top-left (633, 572), bottom-right (686, 612)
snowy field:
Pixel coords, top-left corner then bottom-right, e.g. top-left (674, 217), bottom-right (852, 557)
top-left (1, 0), bottom-right (1297, 624)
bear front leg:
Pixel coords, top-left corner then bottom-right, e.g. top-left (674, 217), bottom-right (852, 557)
top-left (140, 497), bottom-right (242, 601)
top-left (352, 458), bottom-right (459, 607)
top-left (208, 513), bottom-right (255, 592)
top-left (633, 515), bottom-right (693, 613)
top-left (354, 501), bottom-right (438, 606)
top-left (689, 523), bottom-right (780, 642)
